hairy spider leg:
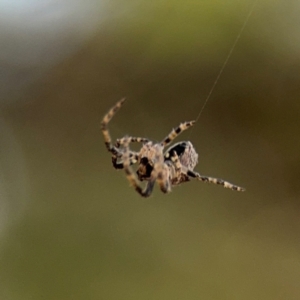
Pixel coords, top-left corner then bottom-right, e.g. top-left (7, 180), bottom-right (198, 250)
top-left (187, 170), bottom-right (245, 192)
top-left (165, 150), bottom-right (182, 185)
top-left (123, 136), bottom-right (156, 197)
top-left (161, 121), bottom-right (196, 147)
top-left (112, 151), bottom-right (139, 169)
top-left (115, 137), bottom-right (150, 148)
top-left (101, 98), bottom-right (126, 156)
top-left (101, 99), bottom-right (139, 170)
top-left (154, 152), bottom-right (172, 194)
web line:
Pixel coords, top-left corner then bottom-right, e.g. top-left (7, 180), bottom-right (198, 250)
top-left (193, 0), bottom-right (258, 126)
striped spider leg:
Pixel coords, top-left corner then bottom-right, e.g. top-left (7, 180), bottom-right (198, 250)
top-left (101, 98), bottom-right (126, 156)
top-left (164, 141), bottom-right (245, 191)
top-left (101, 98), bottom-right (149, 169)
top-left (187, 170), bottom-right (245, 191)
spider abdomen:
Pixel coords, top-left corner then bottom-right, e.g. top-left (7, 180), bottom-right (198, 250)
top-left (165, 141), bottom-right (198, 171)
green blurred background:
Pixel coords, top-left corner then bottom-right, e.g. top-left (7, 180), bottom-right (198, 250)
top-left (1, 0), bottom-right (300, 299)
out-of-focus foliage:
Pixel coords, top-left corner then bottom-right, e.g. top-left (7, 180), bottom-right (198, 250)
top-left (1, 0), bottom-right (300, 299)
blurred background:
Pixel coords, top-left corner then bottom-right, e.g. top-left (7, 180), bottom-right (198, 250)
top-left (1, 0), bottom-right (300, 299)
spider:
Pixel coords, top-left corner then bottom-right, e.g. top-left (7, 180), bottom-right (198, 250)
top-left (101, 98), bottom-right (245, 197)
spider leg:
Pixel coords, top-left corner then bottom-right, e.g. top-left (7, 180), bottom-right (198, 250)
top-left (187, 170), bottom-right (245, 192)
top-left (161, 121), bottom-right (196, 147)
top-left (154, 153), bottom-right (172, 193)
top-left (112, 151), bottom-right (139, 169)
top-left (156, 166), bottom-right (172, 193)
top-left (170, 150), bottom-right (181, 175)
top-left (101, 98), bottom-right (126, 155)
top-left (112, 137), bottom-right (149, 169)
top-left (166, 150), bottom-right (182, 185)
top-left (143, 180), bottom-right (156, 197)
top-left (123, 136), bottom-right (155, 197)
top-left (115, 137), bottom-right (150, 148)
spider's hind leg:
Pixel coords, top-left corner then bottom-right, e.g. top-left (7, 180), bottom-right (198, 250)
top-left (112, 151), bottom-right (139, 169)
top-left (187, 170), bottom-right (245, 192)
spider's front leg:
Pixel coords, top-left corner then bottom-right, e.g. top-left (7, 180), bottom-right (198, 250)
top-left (113, 136), bottom-right (150, 170)
top-left (156, 162), bottom-right (172, 194)
top-left (187, 170), bottom-right (245, 192)
top-left (123, 136), bottom-right (155, 197)
top-left (112, 151), bottom-right (139, 169)
top-left (101, 98), bottom-right (126, 156)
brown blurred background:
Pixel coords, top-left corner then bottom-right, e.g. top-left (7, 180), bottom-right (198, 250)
top-left (1, 0), bottom-right (300, 299)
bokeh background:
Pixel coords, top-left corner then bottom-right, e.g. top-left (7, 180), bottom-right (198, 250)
top-left (1, 0), bottom-right (300, 299)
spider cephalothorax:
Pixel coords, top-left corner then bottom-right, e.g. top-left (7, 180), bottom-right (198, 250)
top-left (101, 98), bottom-right (245, 197)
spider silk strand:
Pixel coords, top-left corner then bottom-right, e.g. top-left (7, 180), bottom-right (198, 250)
top-left (191, 0), bottom-right (258, 132)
